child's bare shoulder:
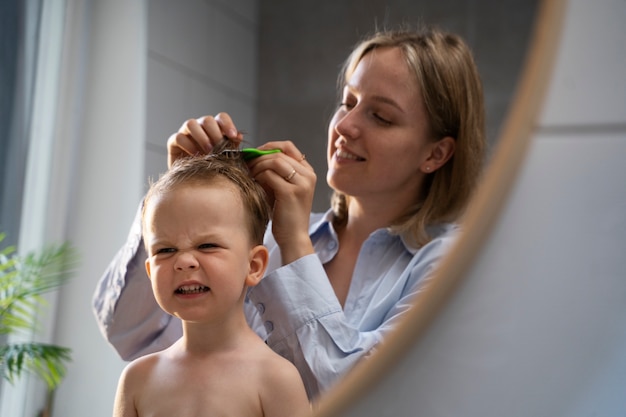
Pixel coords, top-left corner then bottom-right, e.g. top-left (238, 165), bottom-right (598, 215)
top-left (120, 350), bottom-right (163, 382)
top-left (253, 344), bottom-right (310, 414)
top-left (238, 338), bottom-right (303, 387)
top-left (259, 346), bottom-right (299, 375)
top-left (262, 355), bottom-right (305, 392)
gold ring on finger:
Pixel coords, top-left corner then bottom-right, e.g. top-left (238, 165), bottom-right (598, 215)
top-left (284, 169), bottom-right (297, 182)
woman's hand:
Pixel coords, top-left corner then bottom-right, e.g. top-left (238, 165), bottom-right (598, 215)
top-left (247, 140), bottom-right (317, 264)
top-left (167, 113), bottom-right (244, 168)
top-left (167, 115), bottom-right (316, 264)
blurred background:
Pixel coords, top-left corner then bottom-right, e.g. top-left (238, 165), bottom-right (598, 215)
top-left (6, 1), bottom-right (622, 416)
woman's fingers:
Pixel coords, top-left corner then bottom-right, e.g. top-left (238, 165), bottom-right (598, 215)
top-left (251, 157), bottom-right (315, 189)
top-left (167, 132), bottom-right (204, 168)
top-left (246, 141), bottom-right (317, 262)
top-left (247, 142), bottom-right (315, 187)
top-left (256, 140), bottom-right (312, 169)
top-left (215, 112), bottom-right (243, 141)
top-left (166, 114), bottom-right (244, 168)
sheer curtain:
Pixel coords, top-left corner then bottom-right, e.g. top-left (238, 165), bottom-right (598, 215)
top-left (0, 0), bottom-right (41, 252)
top-left (1, 1), bottom-right (147, 416)
top-left (0, 0), bottom-right (63, 415)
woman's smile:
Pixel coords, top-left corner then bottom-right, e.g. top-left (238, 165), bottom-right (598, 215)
top-left (334, 147), bottom-right (365, 162)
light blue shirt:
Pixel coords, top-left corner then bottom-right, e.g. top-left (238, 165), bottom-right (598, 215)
top-left (93, 207), bottom-right (458, 399)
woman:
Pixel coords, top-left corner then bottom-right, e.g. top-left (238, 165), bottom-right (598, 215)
top-left (93, 27), bottom-right (486, 400)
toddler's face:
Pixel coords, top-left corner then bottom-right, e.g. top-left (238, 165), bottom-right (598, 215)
top-left (143, 182), bottom-right (257, 323)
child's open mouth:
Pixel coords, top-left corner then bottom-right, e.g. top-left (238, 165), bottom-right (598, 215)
top-left (175, 285), bottom-right (210, 295)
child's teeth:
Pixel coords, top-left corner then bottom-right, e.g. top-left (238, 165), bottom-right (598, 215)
top-left (176, 285), bottom-right (209, 294)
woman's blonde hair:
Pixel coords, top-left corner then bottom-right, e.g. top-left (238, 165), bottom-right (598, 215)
top-left (331, 27), bottom-right (486, 247)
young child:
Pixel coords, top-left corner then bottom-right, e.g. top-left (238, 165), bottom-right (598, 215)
top-left (112, 148), bottom-right (310, 417)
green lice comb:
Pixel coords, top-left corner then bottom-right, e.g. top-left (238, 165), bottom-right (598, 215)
top-left (241, 148), bottom-right (282, 160)
top-left (221, 148), bottom-right (282, 161)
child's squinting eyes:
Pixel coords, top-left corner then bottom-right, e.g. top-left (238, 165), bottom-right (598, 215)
top-left (154, 247), bottom-right (176, 255)
top-left (198, 243), bottom-right (219, 250)
top-left (153, 242), bottom-right (220, 256)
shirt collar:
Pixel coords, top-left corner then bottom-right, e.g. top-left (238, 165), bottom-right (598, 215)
top-left (309, 209), bottom-right (424, 256)
top-left (308, 209), bottom-right (335, 236)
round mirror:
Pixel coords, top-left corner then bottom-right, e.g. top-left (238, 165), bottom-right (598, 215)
top-left (311, 0), bottom-right (567, 414)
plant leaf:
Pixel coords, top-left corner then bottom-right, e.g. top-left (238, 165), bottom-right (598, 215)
top-left (0, 240), bottom-right (78, 335)
top-left (0, 234), bottom-right (78, 389)
top-left (0, 342), bottom-right (72, 389)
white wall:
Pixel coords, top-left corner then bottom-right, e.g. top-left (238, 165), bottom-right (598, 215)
top-left (51, 1), bottom-right (147, 416)
top-left (144, 0), bottom-right (260, 186)
top-left (323, 0), bottom-right (626, 415)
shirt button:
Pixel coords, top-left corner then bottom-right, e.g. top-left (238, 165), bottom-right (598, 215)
top-left (264, 321), bottom-right (274, 332)
top-left (328, 241), bottom-right (337, 250)
top-left (257, 303), bottom-right (265, 314)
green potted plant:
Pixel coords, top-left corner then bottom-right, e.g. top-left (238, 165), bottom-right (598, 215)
top-left (0, 232), bottom-right (77, 391)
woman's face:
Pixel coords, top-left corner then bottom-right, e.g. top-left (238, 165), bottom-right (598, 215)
top-left (327, 46), bottom-right (434, 210)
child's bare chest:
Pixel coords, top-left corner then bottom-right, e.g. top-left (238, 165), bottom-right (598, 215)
top-left (135, 358), bottom-right (263, 417)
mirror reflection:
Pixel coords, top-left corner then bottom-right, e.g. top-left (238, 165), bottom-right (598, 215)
top-left (96, 1), bottom-right (539, 414)
top-left (0, 1), bottom-right (539, 416)
top-left (255, 0), bottom-right (539, 212)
